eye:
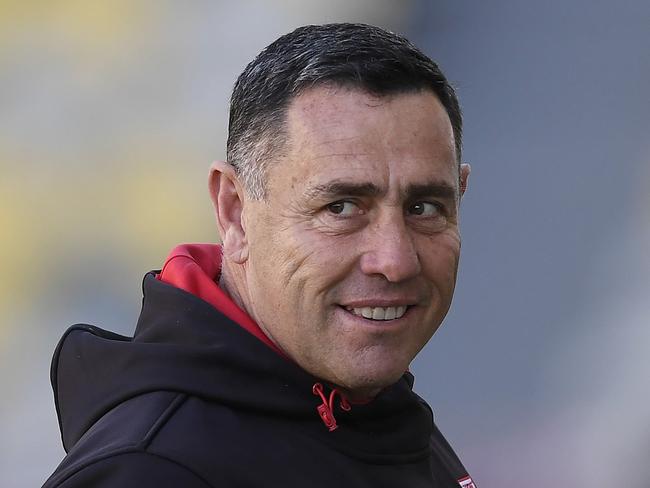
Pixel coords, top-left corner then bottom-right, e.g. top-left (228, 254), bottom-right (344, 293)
top-left (327, 201), bottom-right (361, 216)
top-left (408, 201), bottom-right (442, 217)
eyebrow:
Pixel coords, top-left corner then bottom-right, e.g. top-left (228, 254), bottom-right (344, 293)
top-left (404, 182), bottom-right (458, 201)
top-left (303, 179), bottom-right (458, 201)
top-left (304, 181), bottom-right (383, 200)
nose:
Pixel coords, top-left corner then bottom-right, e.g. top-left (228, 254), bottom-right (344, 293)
top-left (359, 215), bottom-right (421, 282)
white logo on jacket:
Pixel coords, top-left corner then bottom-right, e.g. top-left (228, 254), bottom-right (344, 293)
top-left (458, 475), bottom-right (477, 488)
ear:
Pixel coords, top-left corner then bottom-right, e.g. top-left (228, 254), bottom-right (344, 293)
top-left (208, 161), bottom-right (249, 264)
top-left (459, 163), bottom-right (471, 197)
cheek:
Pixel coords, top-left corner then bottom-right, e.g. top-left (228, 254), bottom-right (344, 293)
top-left (419, 232), bottom-right (462, 286)
top-left (282, 225), bottom-right (359, 292)
top-left (247, 224), bottom-right (347, 314)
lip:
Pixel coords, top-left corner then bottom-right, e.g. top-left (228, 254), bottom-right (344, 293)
top-left (340, 298), bottom-right (417, 309)
top-left (335, 304), bottom-right (415, 328)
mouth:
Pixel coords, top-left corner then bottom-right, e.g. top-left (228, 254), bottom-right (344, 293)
top-left (342, 305), bottom-right (411, 321)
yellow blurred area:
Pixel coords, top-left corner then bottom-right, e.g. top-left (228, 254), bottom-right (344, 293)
top-left (0, 0), bottom-right (145, 45)
top-left (0, 1), bottom-right (221, 335)
top-left (0, 163), bottom-right (40, 314)
top-left (0, 148), bottom-right (215, 323)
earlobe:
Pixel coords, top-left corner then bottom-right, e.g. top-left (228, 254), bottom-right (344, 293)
top-left (459, 163), bottom-right (471, 197)
top-left (208, 161), bottom-right (249, 264)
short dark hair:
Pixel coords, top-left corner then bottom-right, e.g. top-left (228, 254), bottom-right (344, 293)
top-left (227, 23), bottom-right (462, 198)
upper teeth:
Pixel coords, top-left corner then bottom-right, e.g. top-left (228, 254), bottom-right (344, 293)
top-left (348, 306), bottom-right (407, 321)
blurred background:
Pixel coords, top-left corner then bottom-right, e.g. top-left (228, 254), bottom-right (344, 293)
top-left (1, 1), bottom-right (648, 486)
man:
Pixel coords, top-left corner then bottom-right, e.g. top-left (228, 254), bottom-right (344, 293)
top-left (44, 23), bottom-right (475, 487)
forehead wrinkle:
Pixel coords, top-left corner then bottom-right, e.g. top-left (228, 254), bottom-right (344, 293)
top-left (308, 152), bottom-right (371, 161)
top-left (312, 135), bottom-right (362, 147)
top-left (302, 133), bottom-right (374, 162)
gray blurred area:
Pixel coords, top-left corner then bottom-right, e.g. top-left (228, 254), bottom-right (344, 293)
top-left (1, 1), bottom-right (648, 487)
top-left (408, 1), bottom-right (650, 486)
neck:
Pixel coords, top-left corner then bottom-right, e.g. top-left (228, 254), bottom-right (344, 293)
top-left (218, 261), bottom-right (249, 314)
top-left (218, 260), bottom-right (287, 356)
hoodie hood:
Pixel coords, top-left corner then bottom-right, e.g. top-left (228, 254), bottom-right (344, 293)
top-left (51, 245), bottom-right (435, 463)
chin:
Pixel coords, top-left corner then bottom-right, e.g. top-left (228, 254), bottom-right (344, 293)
top-left (337, 364), bottom-right (408, 397)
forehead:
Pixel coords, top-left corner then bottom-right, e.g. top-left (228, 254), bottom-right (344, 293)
top-left (269, 87), bottom-right (458, 194)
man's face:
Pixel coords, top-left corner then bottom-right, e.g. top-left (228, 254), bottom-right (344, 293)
top-left (241, 87), bottom-right (466, 398)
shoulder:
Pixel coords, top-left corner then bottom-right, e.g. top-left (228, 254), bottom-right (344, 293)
top-left (42, 450), bottom-right (212, 488)
top-left (44, 391), bottom-right (213, 488)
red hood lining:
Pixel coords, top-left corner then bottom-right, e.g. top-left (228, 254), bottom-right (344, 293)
top-left (157, 243), bottom-right (287, 358)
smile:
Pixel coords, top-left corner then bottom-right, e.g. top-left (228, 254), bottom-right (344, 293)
top-left (344, 305), bottom-right (408, 321)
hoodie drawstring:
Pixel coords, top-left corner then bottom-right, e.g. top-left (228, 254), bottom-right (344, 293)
top-left (312, 382), bottom-right (351, 432)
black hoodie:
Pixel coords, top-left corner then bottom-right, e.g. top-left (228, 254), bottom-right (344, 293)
top-left (42, 272), bottom-right (475, 487)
